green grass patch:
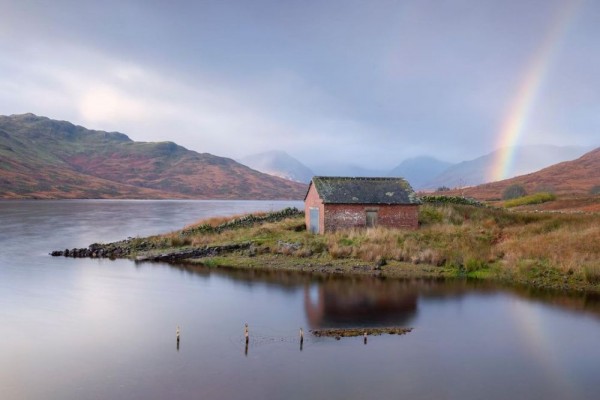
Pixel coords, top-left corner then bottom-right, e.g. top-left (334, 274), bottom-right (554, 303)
top-left (338, 236), bottom-right (357, 246)
top-left (418, 205), bottom-right (443, 225)
top-left (466, 269), bottom-right (494, 279)
top-left (420, 195), bottom-right (486, 207)
top-left (200, 257), bottom-right (223, 268)
top-left (504, 192), bottom-right (556, 208)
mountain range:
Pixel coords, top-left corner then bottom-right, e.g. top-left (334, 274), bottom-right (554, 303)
top-left (0, 114), bottom-right (307, 199)
top-left (2, 113), bottom-right (596, 201)
top-left (388, 156), bottom-right (453, 189)
top-left (243, 146), bottom-right (593, 190)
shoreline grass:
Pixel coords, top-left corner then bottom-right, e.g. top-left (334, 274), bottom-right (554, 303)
top-left (100, 204), bottom-right (600, 293)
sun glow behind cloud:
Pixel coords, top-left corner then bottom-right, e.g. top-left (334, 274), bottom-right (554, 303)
top-left (1, 47), bottom-right (297, 155)
top-left (80, 84), bottom-right (146, 122)
top-left (0, 43), bottom-right (387, 165)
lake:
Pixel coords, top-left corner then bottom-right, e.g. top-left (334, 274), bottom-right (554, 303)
top-left (1, 200), bottom-right (599, 399)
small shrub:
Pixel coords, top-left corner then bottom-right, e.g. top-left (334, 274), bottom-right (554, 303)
top-left (437, 186), bottom-right (451, 192)
top-left (502, 184), bottom-right (527, 200)
top-left (464, 258), bottom-right (487, 272)
top-left (419, 205), bottom-right (443, 225)
top-left (590, 185), bottom-right (600, 195)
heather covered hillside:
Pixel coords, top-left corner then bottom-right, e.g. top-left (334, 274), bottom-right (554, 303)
top-left (0, 114), bottom-right (307, 199)
top-left (454, 147), bottom-right (600, 200)
top-left (430, 147), bottom-right (600, 212)
top-left (424, 145), bottom-right (593, 189)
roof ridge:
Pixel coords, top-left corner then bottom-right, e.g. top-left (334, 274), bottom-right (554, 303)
top-left (313, 176), bottom-right (407, 180)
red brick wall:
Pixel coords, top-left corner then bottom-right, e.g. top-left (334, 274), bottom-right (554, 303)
top-left (304, 184), bottom-right (325, 233)
top-left (324, 204), bottom-right (418, 232)
top-left (305, 183), bottom-right (419, 233)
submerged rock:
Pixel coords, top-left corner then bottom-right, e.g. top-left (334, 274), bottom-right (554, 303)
top-left (311, 327), bottom-right (412, 338)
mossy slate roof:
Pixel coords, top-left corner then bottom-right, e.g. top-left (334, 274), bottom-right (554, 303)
top-left (309, 176), bottom-right (421, 205)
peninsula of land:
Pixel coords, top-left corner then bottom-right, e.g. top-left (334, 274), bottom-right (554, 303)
top-left (52, 200), bottom-right (600, 293)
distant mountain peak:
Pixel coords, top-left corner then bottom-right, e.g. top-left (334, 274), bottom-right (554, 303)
top-left (388, 156), bottom-right (453, 190)
top-left (239, 150), bottom-right (314, 183)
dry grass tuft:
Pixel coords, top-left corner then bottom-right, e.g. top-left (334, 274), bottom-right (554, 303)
top-left (583, 264), bottom-right (600, 284)
top-left (138, 203), bottom-right (600, 288)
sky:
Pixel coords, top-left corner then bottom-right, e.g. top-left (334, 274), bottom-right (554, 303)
top-left (0, 0), bottom-right (598, 173)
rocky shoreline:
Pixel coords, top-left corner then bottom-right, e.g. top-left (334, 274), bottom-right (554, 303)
top-left (50, 243), bottom-right (133, 259)
top-left (50, 241), bottom-right (252, 261)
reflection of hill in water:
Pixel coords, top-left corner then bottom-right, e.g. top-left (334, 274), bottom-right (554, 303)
top-left (162, 263), bottom-right (600, 325)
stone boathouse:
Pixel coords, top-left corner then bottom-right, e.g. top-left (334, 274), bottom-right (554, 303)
top-left (304, 176), bottom-right (421, 234)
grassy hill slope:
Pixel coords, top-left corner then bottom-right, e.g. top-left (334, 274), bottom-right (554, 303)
top-left (439, 147), bottom-right (600, 204)
top-left (0, 114), bottom-right (307, 199)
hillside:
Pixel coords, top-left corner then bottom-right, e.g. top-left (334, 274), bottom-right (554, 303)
top-left (443, 147), bottom-right (600, 202)
top-left (0, 114), bottom-right (307, 199)
top-left (238, 150), bottom-right (314, 183)
top-left (424, 145), bottom-right (592, 189)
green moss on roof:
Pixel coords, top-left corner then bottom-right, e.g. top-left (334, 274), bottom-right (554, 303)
top-left (310, 176), bottom-right (421, 204)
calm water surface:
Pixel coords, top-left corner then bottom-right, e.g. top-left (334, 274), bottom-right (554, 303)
top-left (1, 200), bottom-right (599, 400)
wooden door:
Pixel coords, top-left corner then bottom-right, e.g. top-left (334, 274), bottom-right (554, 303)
top-left (309, 207), bottom-right (320, 233)
top-left (366, 210), bottom-right (378, 228)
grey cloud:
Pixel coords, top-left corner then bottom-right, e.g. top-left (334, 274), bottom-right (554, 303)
top-left (0, 0), bottom-right (598, 170)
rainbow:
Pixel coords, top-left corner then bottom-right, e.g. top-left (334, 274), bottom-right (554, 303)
top-left (489, 0), bottom-right (582, 182)
top-left (510, 299), bottom-right (580, 398)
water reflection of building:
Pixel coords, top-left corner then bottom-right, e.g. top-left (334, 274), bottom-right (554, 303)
top-left (304, 278), bottom-right (418, 329)
top-left (166, 263), bottom-right (600, 324)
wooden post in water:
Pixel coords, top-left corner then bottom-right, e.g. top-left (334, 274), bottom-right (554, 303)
top-left (176, 325), bottom-right (181, 350)
top-left (300, 327), bottom-right (304, 351)
top-left (363, 331), bottom-right (367, 345)
top-left (244, 323), bottom-right (249, 356)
